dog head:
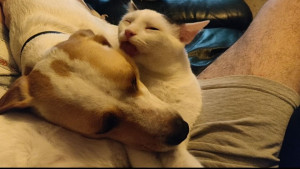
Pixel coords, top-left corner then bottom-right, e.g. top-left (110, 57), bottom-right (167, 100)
top-left (0, 29), bottom-right (189, 152)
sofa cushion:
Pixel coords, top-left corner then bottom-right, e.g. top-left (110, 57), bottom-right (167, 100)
top-left (186, 28), bottom-right (244, 75)
top-left (84, 0), bottom-right (253, 30)
top-left (279, 106), bottom-right (300, 168)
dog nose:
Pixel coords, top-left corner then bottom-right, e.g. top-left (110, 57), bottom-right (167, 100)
top-left (165, 116), bottom-right (189, 146)
top-left (125, 29), bottom-right (136, 39)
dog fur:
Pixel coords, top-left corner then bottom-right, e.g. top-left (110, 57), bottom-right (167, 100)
top-left (0, 0), bottom-right (199, 167)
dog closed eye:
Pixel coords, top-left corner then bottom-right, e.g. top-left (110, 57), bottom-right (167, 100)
top-left (97, 112), bottom-right (121, 134)
top-left (123, 75), bottom-right (139, 95)
top-left (130, 76), bottom-right (138, 92)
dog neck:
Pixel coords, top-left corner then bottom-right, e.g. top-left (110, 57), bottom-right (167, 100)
top-left (20, 31), bottom-right (63, 56)
top-left (20, 32), bottom-right (70, 75)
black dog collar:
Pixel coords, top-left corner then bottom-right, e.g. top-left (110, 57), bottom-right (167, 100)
top-left (20, 31), bottom-right (63, 56)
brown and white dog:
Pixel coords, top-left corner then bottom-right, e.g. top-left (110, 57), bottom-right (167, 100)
top-left (0, 0), bottom-right (193, 167)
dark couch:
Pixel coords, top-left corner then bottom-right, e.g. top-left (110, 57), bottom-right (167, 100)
top-left (85, 0), bottom-right (300, 167)
top-left (85, 0), bottom-right (252, 75)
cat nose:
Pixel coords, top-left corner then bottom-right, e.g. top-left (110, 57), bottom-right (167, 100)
top-left (125, 29), bottom-right (136, 39)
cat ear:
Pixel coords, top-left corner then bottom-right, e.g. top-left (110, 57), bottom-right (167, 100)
top-left (179, 20), bottom-right (210, 44)
top-left (128, 0), bottom-right (139, 12)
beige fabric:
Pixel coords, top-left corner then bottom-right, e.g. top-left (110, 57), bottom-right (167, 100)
top-left (188, 75), bottom-right (300, 168)
top-left (0, 24), bottom-right (19, 95)
top-left (0, 26), bottom-right (18, 75)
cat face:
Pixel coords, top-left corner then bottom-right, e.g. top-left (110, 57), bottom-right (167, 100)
top-left (118, 9), bottom-right (209, 66)
top-left (118, 7), bottom-right (209, 74)
top-left (118, 9), bottom-right (180, 57)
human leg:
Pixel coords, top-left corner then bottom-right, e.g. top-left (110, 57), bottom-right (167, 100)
top-left (189, 75), bottom-right (299, 167)
top-left (198, 0), bottom-right (300, 94)
top-left (189, 0), bottom-right (300, 167)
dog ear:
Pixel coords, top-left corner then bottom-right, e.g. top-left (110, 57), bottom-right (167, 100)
top-left (0, 76), bottom-right (32, 113)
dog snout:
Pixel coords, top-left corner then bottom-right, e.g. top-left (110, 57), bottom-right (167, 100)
top-left (165, 116), bottom-right (189, 146)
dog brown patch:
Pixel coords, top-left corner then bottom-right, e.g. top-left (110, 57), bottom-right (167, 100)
top-left (28, 70), bottom-right (54, 99)
top-left (0, 76), bottom-right (32, 113)
top-left (51, 60), bottom-right (71, 77)
top-left (23, 66), bottom-right (34, 76)
top-left (56, 30), bottom-right (141, 95)
top-left (101, 120), bottom-right (166, 151)
top-left (93, 35), bottom-right (111, 47)
top-left (27, 70), bottom-right (122, 134)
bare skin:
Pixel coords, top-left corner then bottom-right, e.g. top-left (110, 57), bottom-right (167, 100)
top-left (198, 0), bottom-right (300, 95)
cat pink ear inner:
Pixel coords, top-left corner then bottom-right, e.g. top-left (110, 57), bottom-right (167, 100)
top-left (128, 0), bottom-right (139, 12)
top-left (179, 20), bottom-right (210, 44)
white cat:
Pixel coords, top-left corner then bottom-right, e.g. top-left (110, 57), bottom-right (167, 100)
top-left (118, 4), bottom-right (210, 167)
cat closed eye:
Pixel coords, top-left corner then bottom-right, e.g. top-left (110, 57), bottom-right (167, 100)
top-left (124, 19), bottom-right (132, 24)
top-left (146, 27), bottom-right (159, 31)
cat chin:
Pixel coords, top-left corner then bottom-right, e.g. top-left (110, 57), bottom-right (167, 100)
top-left (120, 41), bottom-right (139, 57)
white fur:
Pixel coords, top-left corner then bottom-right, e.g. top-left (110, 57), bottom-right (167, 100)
top-left (0, 111), bottom-right (129, 167)
top-left (0, 0), bottom-right (203, 167)
top-left (119, 9), bottom-right (205, 167)
top-left (3, 0), bottom-right (118, 73)
top-left (0, 0), bottom-right (129, 165)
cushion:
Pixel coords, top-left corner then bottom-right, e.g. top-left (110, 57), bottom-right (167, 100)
top-left (279, 106), bottom-right (300, 168)
top-left (84, 0), bottom-right (253, 30)
top-left (186, 28), bottom-right (243, 75)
